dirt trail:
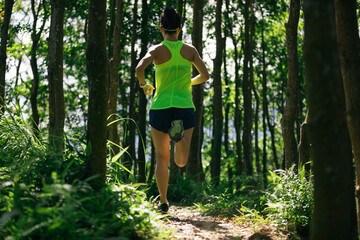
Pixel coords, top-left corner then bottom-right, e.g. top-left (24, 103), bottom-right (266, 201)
top-left (163, 206), bottom-right (289, 240)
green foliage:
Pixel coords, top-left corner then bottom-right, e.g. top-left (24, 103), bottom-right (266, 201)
top-left (146, 175), bottom-right (203, 205)
top-left (194, 176), bottom-right (266, 217)
top-left (1, 175), bottom-right (169, 239)
top-left (0, 114), bottom-right (171, 240)
top-left (264, 167), bottom-right (313, 236)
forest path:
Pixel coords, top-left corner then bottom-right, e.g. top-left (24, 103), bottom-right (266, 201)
top-left (162, 205), bottom-right (289, 240)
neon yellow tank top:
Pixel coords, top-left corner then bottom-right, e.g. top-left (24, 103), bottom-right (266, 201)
top-left (150, 40), bottom-right (195, 110)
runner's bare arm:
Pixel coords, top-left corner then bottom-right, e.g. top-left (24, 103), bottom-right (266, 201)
top-left (136, 49), bottom-right (156, 85)
top-left (191, 47), bottom-right (210, 85)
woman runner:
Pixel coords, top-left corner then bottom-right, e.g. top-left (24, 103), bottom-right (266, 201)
top-left (136, 7), bottom-right (209, 214)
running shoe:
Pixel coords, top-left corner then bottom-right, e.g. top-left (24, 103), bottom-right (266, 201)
top-left (158, 202), bottom-right (169, 214)
top-left (169, 120), bottom-right (184, 142)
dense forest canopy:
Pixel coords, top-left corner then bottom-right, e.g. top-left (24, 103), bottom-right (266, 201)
top-left (1, 0), bottom-right (360, 239)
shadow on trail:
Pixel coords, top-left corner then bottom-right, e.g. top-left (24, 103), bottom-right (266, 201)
top-left (167, 215), bottom-right (228, 232)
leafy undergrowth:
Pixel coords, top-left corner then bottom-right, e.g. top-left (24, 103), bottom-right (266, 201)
top-left (1, 175), bottom-right (170, 240)
top-left (0, 113), bottom-right (171, 240)
top-left (1, 113), bottom-right (313, 240)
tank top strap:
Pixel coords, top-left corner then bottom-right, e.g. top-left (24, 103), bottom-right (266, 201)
top-left (161, 40), bottom-right (184, 57)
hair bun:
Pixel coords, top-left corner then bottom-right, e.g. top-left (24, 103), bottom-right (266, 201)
top-left (161, 7), bottom-right (181, 32)
top-left (164, 7), bottom-right (176, 18)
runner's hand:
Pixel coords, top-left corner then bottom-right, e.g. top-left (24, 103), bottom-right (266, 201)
top-left (141, 84), bottom-right (155, 95)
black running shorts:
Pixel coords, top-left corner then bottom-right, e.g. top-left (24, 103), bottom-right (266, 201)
top-left (149, 108), bottom-right (196, 133)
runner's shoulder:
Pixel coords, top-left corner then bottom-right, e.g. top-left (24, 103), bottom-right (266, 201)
top-left (182, 43), bottom-right (200, 61)
top-left (149, 44), bottom-right (168, 56)
top-left (182, 42), bottom-right (197, 52)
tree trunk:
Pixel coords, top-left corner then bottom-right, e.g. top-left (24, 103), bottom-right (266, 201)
top-left (48, 0), bottom-right (66, 154)
top-left (260, 12), bottom-right (268, 187)
top-left (86, 0), bottom-right (109, 189)
top-left (0, 0), bottom-right (15, 114)
top-left (298, 109), bottom-right (311, 172)
top-left (14, 56), bottom-right (22, 107)
top-left (108, 0), bottom-right (124, 156)
top-left (225, 0), bottom-right (244, 179)
top-left (107, 0), bottom-right (116, 59)
top-left (249, 10), bottom-right (259, 176)
top-left (30, 0), bottom-right (48, 137)
top-left (126, 0), bottom-right (139, 177)
top-left (211, 0), bottom-right (223, 186)
top-left (281, 0), bottom-right (300, 169)
top-left (252, 73), bottom-right (260, 175)
top-left (148, 141), bottom-right (156, 182)
top-left (223, 32), bottom-right (232, 189)
top-left (303, 0), bottom-right (358, 238)
top-left (267, 109), bottom-right (279, 170)
top-left (187, 0), bottom-right (205, 181)
top-left (177, 0), bottom-right (184, 40)
top-left (242, 0), bottom-right (253, 175)
top-left (334, 0), bottom-right (360, 234)
top-left (137, 0), bottom-right (149, 183)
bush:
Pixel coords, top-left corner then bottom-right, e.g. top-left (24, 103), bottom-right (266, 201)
top-left (264, 166), bottom-right (313, 238)
top-left (1, 174), bottom-right (169, 239)
top-left (194, 176), bottom-right (266, 217)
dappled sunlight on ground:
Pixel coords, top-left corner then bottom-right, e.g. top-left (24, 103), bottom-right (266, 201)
top-left (163, 206), bottom-right (290, 240)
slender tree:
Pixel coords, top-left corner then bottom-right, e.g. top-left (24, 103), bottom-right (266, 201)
top-left (249, 9), bottom-right (259, 175)
top-left (334, 0), bottom-right (360, 233)
top-left (260, 12), bottom-right (269, 187)
top-left (0, 0), bottom-right (15, 114)
top-left (242, 0), bottom-right (253, 175)
top-left (298, 109), bottom-right (310, 171)
top-left (281, 0), bottom-right (300, 169)
top-left (125, 0), bottom-right (139, 177)
top-left (211, 0), bottom-right (223, 186)
top-left (137, 0), bottom-right (149, 183)
top-left (303, 0), bottom-right (357, 238)
top-left (223, 30), bottom-right (232, 188)
top-left (86, 0), bottom-right (108, 188)
top-left (30, 0), bottom-right (48, 137)
top-left (48, 0), bottom-right (66, 154)
top-left (107, 0), bottom-right (116, 58)
top-left (108, 0), bottom-right (124, 156)
top-left (225, 0), bottom-right (244, 179)
top-left (187, 0), bottom-right (205, 181)
top-left (252, 71), bottom-right (260, 175)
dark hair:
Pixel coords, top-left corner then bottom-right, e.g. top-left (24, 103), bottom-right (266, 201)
top-left (160, 7), bottom-right (181, 34)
